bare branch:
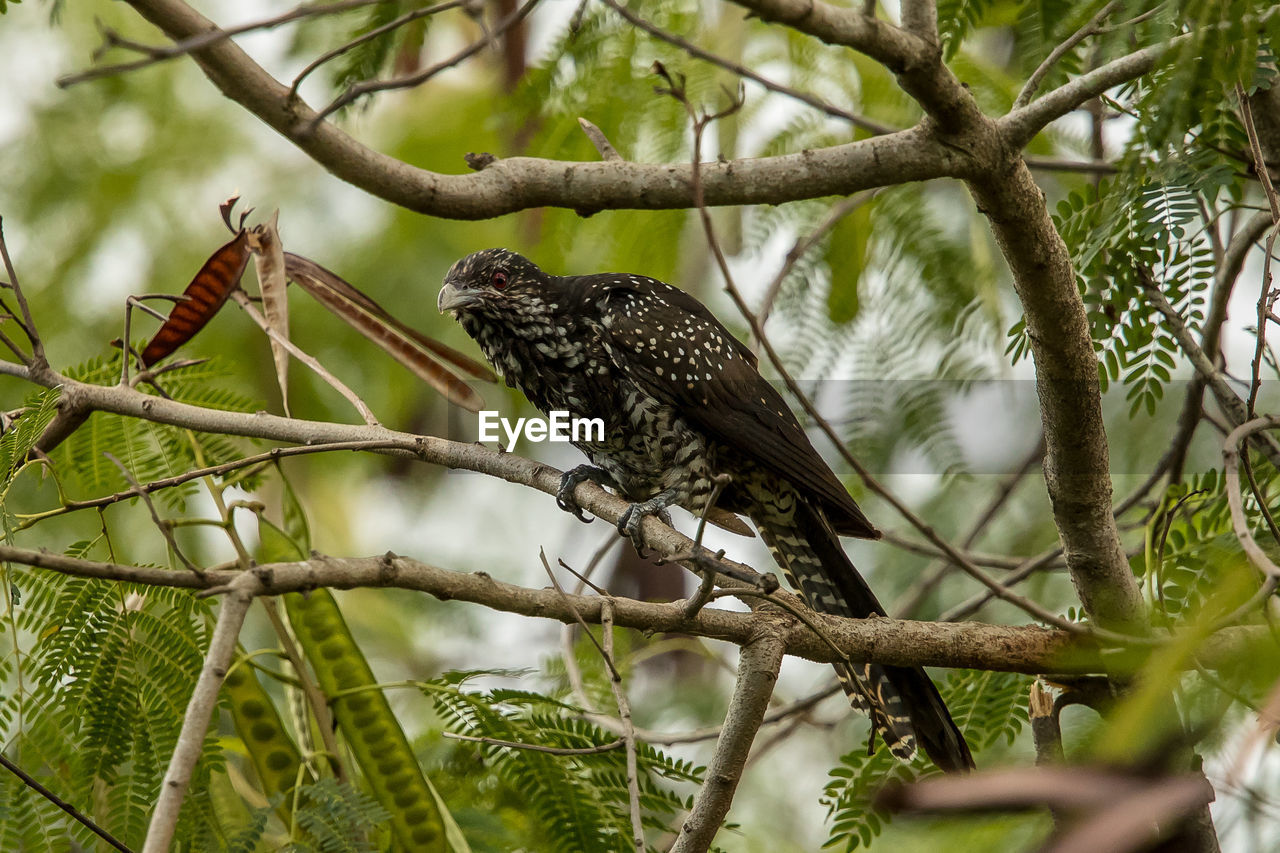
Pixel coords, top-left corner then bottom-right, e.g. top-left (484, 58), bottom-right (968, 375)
top-left (0, 754), bottom-right (132, 853)
top-left (114, 0), bottom-right (963, 218)
top-left (601, 600), bottom-right (644, 853)
top-left (312, 0), bottom-right (543, 123)
top-left (1000, 11), bottom-right (1280, 148)
top-left (599, 0), bottom-right (895, 134)
top-left (2, 543), bottom-right (1272, 675)
top-left (577, 118), bottom-right (622, 162)
top-left (1223, 417), bottom-right (1280, 587)
top-left (0, 543), bottom-right (1081, 672)
top-left (143, 578), bottom-right (255, 853)
top-left (441, 731), bottom-right (626, 755)
top-left (1013, 1), bottom-right (1122, 110)
top-left (59, 0), bottom-right (389, 88)
top-left (104, 452), bottom-right (206, 579)
top-left (289, 0), bottom-right (470, 95)
top-left (1142, 273), bottom-right (1280, 470)
top-left (16, 439), bottom-right (406, 528)
top-left (0, 217), bottom-right (43, 365)
top-left (755, 190), bottom-right (878, 333)
top-left (670, 628), bottom-right (786, 853)
top-left (726, 0), bottom-right (986, 132)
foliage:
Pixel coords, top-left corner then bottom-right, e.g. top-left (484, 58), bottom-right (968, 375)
top-left (3, 0), bottom-right (1280, 849)
top-left (822, 670), bottom-right (1033, 850)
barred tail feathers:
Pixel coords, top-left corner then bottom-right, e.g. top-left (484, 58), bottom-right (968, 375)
top-left (756, 500), bottom-right (975, 773)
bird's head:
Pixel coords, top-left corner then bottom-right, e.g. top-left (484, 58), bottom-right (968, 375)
top-left (438, 248), bottom-right (548, 320)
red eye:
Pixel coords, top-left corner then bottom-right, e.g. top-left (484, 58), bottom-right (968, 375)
top-left (492, 271), bottom-right (508, 290)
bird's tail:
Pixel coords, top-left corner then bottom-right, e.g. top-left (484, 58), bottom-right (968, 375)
top-left (755, 499), bottom-right (974, 773)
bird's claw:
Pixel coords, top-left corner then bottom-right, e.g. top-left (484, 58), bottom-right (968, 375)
top-left (617, 498), bottom-right (675, 558)
top-left (556, 493), bottom-right (593, 523)
top-left (556, 465), bottom-right (610, 523)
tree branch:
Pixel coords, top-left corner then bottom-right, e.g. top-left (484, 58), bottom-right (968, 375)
top-left (1012, 0), bottom-right (1122, 110)
top-left (966, 161), bottom-right (1144, 632)
top-left (143, 576), bottom-right (255, 853)
top-left (669, 627), bottom-right (786, 853)
top-left (114, 0), bottom-right (963, 217)
top-left (598, 0), bottom-right (893, 134)
top-left (57, 0), bottom-right (387, 88)
top-left (1, 544), bottom-right (1269, 675)
top-left (726, 0), bottom-right (986, 133)
top-left (1000, 10), bottom-right (1280, 148)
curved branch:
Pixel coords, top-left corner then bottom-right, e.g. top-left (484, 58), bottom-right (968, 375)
top-left (725, 0), bottom-right (985, 132)
top-left (117, 0), bottom-right (963, 218)
top-left (1000, 10), bottom-right (1280, 148)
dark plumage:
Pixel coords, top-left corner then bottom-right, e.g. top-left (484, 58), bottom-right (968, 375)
top-left (439, 248), bottom-right (974, 773)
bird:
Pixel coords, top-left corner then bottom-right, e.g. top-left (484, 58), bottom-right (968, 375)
top-left (438, 248), bottom-right (974, 773)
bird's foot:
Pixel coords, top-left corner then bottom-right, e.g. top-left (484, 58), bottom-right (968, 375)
top-left (618, 491), bottom-right (678, 557)
top-left (556, 465), bottom-right (612, 522)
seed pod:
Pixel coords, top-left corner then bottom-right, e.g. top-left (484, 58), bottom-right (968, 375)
top-left (285, 589), bottom-right (448, 851)
top-left (223, 655), bottom-right (304, 824)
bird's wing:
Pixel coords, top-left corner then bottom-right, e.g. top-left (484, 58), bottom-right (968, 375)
top-left (594, 277), bottom-right (878, 539)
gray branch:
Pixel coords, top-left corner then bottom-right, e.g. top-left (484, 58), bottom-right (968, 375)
top-left (119, 0), bottom-right (963, 217)
top-left (669, 627), bottom-right (787, 853)
top-left (143, 576), bottom-right (255, 853)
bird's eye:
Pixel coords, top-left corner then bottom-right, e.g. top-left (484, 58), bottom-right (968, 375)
top-left (492, 271), bottom-right (509, 290)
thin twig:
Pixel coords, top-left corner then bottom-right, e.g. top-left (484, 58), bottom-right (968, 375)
top-left (577, 117), bottom-right (623, 162)
top-left (289, 0), bottom-right (470, 95)
top-left (230, 290), bottom-right (380, 426)
top-left (542, 549), bottom-right (618, 679)
top-left (1142, 271), bottom-right (1280, 469)
top-left (259, 597), bottom-right (349, 783)
top-left (60, 0), bottom-right (389, 87)
top-left (1237, 84), bottom-right (1280, 428)
top-left (1013, 0), bottom-right (1122, 109)
top-left (755, 190), bottom-right (878, 335)
top-left (15, 439), bottom-right (406, 529)
top-left (636, 681), bottom-right (840, 746)
top-left (312, 0), bottom-right (543, 124)
top-left (599, 0), bottom-right (893, 134)
top-left (893, 434), bottom-right (1044, 617)
top-left (0, 217), bottom-right (43, 365)
top-left (602, 599), bottom-right (645, 853)
top-left (442, 731), bottom-right (626, 755)
top-left (104, 452), bottom-right (205, 579)
top-left (1222, 417), bottom-right (1280, 583)
top-left (0, 753), bottom-right (133, 852)
top-left (143, 579), bottom-right (255, 853)
top-left (683, 473), bottom-right (733, 618)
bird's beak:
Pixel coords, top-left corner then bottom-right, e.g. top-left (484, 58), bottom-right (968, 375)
top-left (438, 281), bottom-right (482, 314)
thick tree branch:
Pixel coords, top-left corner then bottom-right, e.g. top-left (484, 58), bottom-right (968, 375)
top-left (0, 544), bottom-right (1269, 675)
top-left (669, 628), bottom-right (786, 853)
top-left (115, 0), bottom-right (963, 217)
top-left (726, 0), bottom-right (985, 133)
top-left (966, 161), bottom-right (1144, 632)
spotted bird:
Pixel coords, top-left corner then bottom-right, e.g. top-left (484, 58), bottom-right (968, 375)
top-left (438, 248), bottom-right (973, 773)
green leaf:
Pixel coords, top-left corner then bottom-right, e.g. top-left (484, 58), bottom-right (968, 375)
top-left (825, 202), bottom-right (873, 325)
